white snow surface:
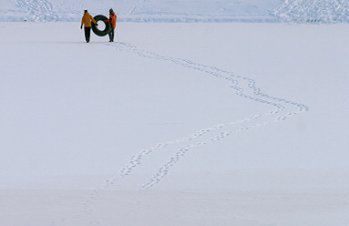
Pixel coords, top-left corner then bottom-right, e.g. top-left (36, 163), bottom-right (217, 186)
top-left (0, 0), bottom-right (280, 22)
top-left (275, 0), bottom-right (349, 23)
top-left (0, 0), bottom-right (349, 23)
top-left (1, 22), bottom-right (349, 225)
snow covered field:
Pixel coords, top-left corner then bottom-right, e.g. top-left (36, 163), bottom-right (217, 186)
top-left (1, 22), bottom-right (349, 225)
top-left (0, 0), bottom-right (281, 22)
top-left (1, 0), bottom-right (348, 23)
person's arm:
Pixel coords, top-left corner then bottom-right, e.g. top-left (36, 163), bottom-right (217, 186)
top-left (80, 17), bottom-right (83, 29)
top-left (90, 15), bottom-right (97, 25)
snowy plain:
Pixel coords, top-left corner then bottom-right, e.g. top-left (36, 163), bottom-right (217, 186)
top-left (1, 0), bottom-right (349, 225)
top-left (1, 0), bottom-right (348, 23)
top-left (0, 0), bottom-right (281, 22)
top-left (1, 21), bottom-right (349, 226)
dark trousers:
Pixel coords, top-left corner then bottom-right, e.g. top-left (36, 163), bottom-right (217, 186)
top-left (84, 27), bottom-right (91, 43)
top-left (108, 28), bottom-right (115, 42)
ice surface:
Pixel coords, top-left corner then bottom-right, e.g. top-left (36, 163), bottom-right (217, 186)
top-left (0, 22), bottom-right (349, 225)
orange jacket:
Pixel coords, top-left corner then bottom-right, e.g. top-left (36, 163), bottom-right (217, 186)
top-left (81, 12), bottom-right (96, 28)
top-left (109, 13), bottom-right (117, 29)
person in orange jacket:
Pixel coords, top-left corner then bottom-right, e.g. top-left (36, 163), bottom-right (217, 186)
top-left (80, 10), bottom-right (97, 43)
top-left (106, 8), bottom-right (117, 42)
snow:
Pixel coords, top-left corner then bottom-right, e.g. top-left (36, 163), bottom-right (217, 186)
top-left (1, 21), bottom-right (349, 225)
top-left (1, 0), bottom-right (349, 23)
top-left (275, 0), bottom-right (349, 23)
top-left (0, 0), bottom-right (279, 22)
top-left (0, 0), bottom-right (278, 22)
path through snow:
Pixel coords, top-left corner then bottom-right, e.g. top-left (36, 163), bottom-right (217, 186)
top-left (82, 40), bottom-right (309, 224)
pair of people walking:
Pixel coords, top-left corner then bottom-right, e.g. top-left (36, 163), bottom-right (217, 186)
top-left (80, 9), bottom-right (117, 43)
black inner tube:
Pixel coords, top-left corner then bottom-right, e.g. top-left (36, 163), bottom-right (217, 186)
top-left (92, 15), bottom-right (111, 37)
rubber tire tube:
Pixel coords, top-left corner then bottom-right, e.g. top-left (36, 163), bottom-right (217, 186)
top-left (92, 15), bottom-right (111, 37)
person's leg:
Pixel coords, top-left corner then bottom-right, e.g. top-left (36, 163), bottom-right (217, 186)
top-left (108, 28), bottom-right (114, 42)
top-left (108, 31), bottom-right (112, 42)
top-left (84, 27), bottom-right (91, 43)
top-left (87, 27), bottom-right (91, 43)
top-left (111, 29), bottom-right (115, 42)
top-left (84, 27), bottom-right (88, 42)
